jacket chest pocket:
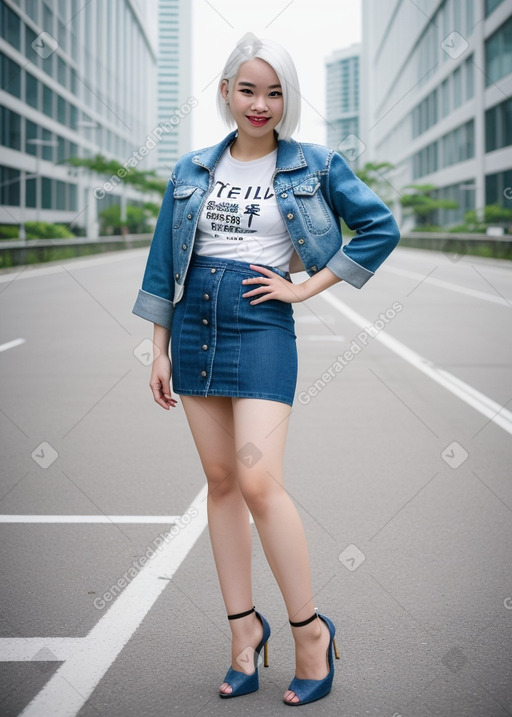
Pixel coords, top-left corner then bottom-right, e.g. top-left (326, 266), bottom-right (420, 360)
top-left (173, 185), bottom-right (199, 229)
top-left (293, 180), bottom-right (331, 235)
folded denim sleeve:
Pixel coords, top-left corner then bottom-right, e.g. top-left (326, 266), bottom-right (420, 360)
top-left (132, 178), bottom-right (176, 329)
top-left (324, 151), bottom-right (400, 287)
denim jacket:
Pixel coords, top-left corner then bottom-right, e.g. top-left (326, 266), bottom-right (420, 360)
top-left (132, 130), bottom-right (400, 330)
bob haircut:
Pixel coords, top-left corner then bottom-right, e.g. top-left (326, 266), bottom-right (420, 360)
top-left (217, 34), bottom-right (301, 141)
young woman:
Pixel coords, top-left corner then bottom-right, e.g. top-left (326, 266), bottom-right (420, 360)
top-left (133, 36), bottom-right (400, 706)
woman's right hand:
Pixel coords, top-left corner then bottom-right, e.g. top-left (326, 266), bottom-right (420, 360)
top-left (150, 354), bottom-right (177, 410)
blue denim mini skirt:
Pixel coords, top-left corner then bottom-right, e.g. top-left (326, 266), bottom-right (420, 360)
top-left (171, 253), bottom-right (298, 405)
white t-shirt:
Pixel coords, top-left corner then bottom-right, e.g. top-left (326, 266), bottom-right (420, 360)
top-left (194, 147), bottom-right (294, 271)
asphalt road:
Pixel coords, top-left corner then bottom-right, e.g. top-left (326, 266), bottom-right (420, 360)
top-left (0, 245), bottom-right (511, 717)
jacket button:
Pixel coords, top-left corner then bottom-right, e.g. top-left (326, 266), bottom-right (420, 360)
top-left (310, 265), bottom-right (318, 272)
top-left (187, 213), bottom-right (193, 220)
top-left (203, 293), bottom-right (210, 300)
top-left (287, 212), bottom-right (294, 220)
top-left (202, 318), bottom-right (208, 325)
top-left (200, 370), bottom-right (207, 377)
top-left (202, 344), bottom-right (208, 350)
top-left (175, 273), bottom-right (180, 279)
top-left (281, 192), bottom-right (288, 198)
top-left (210, 268), bottom-right (216, 273)
top-left (182, 243), bottom-right (187, 250)
top-left (298, 238), bottom-right (305, 245)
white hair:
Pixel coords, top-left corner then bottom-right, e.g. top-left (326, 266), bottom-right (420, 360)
top-left (217, 34), bottom-right (301, 140)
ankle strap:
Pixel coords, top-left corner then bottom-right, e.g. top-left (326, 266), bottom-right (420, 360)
top-left (227, 606), bottom-right (255, 620)
top-left (289, 611), bottom-right (318, 627)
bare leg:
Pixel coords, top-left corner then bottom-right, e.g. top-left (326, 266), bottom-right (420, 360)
top-left (180, 395), bottom-right (263, 695)
top-left (232, 398), bottom-right (331, 704)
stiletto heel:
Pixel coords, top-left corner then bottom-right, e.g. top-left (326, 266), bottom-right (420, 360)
top-left (219, 606), bottom-right (271, 699)
top-left (284, 609), bottom-right (340, 706)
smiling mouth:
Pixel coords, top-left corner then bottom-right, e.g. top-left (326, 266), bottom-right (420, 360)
top-left (247, 116), bottom-right (271, 126)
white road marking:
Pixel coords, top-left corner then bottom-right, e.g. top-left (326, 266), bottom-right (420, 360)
top-left (0, 638), bottom-right (79, 662)
top-left (0, 338), bottom-right (25, 352)
top-left (19, 484), bottom-right (209, 717)
top-left (0, 515), bottom-right (181, 523)
top-left (320, 291), bottom-right (512, 436)
top-left (381, 265), bottom-right (511, 306)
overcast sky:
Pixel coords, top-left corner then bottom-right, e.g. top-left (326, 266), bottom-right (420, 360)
top-left (189, 0), bottom-right (362, 148)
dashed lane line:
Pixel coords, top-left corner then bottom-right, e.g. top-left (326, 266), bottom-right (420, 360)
top-left (0, 338), bottom-right (25, 352)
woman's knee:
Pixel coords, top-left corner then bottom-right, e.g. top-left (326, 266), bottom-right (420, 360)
top-left (239, 475), bottom-right (283, 516)
top-left (204, 463), bottom-right (238, 498)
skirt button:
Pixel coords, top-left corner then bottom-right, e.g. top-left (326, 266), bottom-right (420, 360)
top-left (202, 318), bottom-right (208, 325)
top-left (203, 293), bottom-right (210, 300)
top-left (200, 370), bottom-right (207, 377)
top-left (210, 268), bottom-right (216, 273)
top-left (202, 344), bottom-right (208, 351)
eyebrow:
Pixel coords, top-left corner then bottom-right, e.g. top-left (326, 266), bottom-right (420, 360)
top-left (237, 81), bottom-right (282, 89)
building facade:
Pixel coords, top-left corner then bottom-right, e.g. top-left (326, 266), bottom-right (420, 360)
top-left (325, 45), bottom-right (361, 166)
top-left (156, 0), bottom-right (192, 177)
top-left (360, 0), bottom-right (512, 227)
top-left (0, 0), bottom-right (158, 235)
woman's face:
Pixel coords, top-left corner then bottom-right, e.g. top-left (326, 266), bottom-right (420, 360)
top-left (222, 58), bottom-right (284, 141)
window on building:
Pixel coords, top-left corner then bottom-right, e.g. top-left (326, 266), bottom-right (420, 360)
top-left (486, 169), bottom-right (512, 206)
top-left (1, 1), bottom-right (21, 51)
top-left (25, 119), bottom-right (38, 154)
top-left (485, 0), bottom-right (505, 17)
top-left (26, 176), bottom-right (36, 208)
top-left (485, 16), bottom-right (512, 85)
top-left (42, 176), bottom-right (52, 209)
top-left (453, 66), bottom-right (462, 108)
top-left (485, 97), bottom-right (512, 152)
top-left (0, 51), bottom-right (21, 98)
top-left (465, 56), bottom-right (474, 99)
top-left (466, 0), bottom-right (474, 35)
top-left (441, 78), bottom-right (450, 117)
top-left (0, 165), bottom-right (20, 205)
top-left (0, 106), bottom-right (21, 150)
top-left (42, 128), bottom-right (54, 161)
top-left (25, 71), bottom-right (39, 108)
top-left (43, 85), bottom-right (53, 118)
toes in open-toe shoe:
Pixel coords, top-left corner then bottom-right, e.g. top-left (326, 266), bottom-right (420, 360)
top-left (283, 610), bottom-right (340, 707)
top-left (219, 606), bottom-right (271, 699)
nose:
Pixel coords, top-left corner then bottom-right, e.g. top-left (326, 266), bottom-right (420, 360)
top-left (251, 95), bottom-right (268, 112)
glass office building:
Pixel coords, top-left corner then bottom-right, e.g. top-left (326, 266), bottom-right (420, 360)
top-left (156, 0), bottom-right (192, 176)
top-left (0, 0), bottom-right (158, 233)
top-left (360, 0), bottom-right (512, 227)
top-left (325, 45), bottom-right (361, 166)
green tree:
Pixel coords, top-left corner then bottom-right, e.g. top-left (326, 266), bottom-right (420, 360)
top-left (64, 155), bottom-right (168, 196)
top-left (400, 183), bottom-right (458, 228)
top-left (99, 204), bottom-right (152, 235)
top-left (356, 161), bottom-right (395, 206)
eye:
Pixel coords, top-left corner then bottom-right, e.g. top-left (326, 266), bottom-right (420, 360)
top-left (239, 88), bottom-right (253, 94)
top-left (269, 91), bottom-right (282, 97)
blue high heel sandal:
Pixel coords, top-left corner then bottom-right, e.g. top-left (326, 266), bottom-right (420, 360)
top-left (219, 606), bottom-right (271, 699)
top-left (284, 610), bottom-right (340, 706)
